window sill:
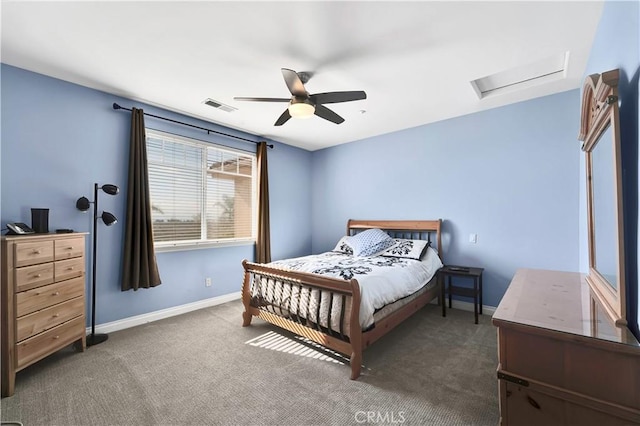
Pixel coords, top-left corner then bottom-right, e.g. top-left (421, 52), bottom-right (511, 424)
top-left (155, 240), bottom-right (255, 253)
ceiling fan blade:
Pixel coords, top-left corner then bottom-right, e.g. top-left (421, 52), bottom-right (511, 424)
top-left (274, 109), bottom-right (292, 126)
top-left (314, 105), bottom-right (344, 124)
top-left (310, 91), bottom-right (367, 104)
top-left (234, 97), bottom-right (291, 102)
top-left (281, 68), bottom-right (307, 97)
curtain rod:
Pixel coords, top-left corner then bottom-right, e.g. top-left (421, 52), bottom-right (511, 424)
top-left (112, 103), bottom-right (274, 149)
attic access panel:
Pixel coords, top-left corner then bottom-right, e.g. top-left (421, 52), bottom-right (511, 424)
top-left (471, 52), bottom-right (569, 99)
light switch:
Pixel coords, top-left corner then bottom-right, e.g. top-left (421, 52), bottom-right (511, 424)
top-left (469, 233), bottom-right (478, 244)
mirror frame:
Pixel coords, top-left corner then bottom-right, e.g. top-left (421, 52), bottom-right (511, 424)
top-left (578, 69), bottom-right (626, 326)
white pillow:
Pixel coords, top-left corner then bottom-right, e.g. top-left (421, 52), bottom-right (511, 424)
top-left (382, 239), bottom-right (431, 260)
top-left (348, 228), bottom-right (396, 257)
top-left (332, 236), bottom-right (353, 255)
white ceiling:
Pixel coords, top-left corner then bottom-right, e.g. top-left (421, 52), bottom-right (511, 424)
top-left (1, 1), bottom-right (604, 151)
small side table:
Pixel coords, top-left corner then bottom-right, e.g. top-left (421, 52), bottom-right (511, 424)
top-left (439, 265), bottom-right (484, 324)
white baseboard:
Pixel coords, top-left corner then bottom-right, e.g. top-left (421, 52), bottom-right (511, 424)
top-left (430, 298), bottom-right (496, 316)
top-left (90, 291), bottom-right (494, 335)
top-left (88, 292), bottom-right (241, 335)
top-left (449, 299), bottom-right (496, 316)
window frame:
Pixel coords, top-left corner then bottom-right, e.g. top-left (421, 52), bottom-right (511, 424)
top-left (145, 128), bottom-right (257, 252)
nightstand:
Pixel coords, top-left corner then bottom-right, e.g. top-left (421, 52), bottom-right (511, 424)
top-left (439, 265), bottom-right (484, 324)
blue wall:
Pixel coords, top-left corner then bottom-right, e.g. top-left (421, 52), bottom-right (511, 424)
top-left (582, 0), bottom-right (639, 337)
top-left (0, 64), bottom-right (312, 324)
top-left (3, 1), bottom-right (637, 327)
top-left (311, 90), bottom-right (582, 308)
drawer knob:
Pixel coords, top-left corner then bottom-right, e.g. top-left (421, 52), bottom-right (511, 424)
top-left (67, 267), bottom-right (74, 271)
top-left (34, 274), bottom-right (42, 278)
top-left (53, 313), bottom-right (60, 318)
top-left (52, 291), bottom-right (60, 296)
top-left (67, 247), bottom-right (73, 250)
top-left (53, 335), bottom-right (60, 340)
top-left (33, 250), bottom-right (41, 255)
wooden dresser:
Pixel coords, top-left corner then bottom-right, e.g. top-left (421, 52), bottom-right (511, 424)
top-left (1, 232), bottom-right (87, 397)
top-left (492, 268), bottom-right (640, 425)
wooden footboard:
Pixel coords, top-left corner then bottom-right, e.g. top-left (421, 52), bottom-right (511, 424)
top-left (241, 261), bottom-right (441, 379)
top-left (241, 259), bottom-right (365, 379)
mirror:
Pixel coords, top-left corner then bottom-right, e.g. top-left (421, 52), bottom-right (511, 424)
top-left (579, 69), bottom-right (626, 326)
top-left (592, 124), bottom-right (618, 288)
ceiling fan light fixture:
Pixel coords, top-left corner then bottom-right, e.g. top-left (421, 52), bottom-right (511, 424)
top-left (235, 68), bottom-right (364, 125)
top-left (288, 101), bottom-right (315, 119)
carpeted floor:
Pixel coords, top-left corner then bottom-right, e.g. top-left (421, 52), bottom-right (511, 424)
top-left (0, 301), bottom-right (499, 426)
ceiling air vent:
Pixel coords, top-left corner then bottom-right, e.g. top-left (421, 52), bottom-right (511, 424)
top-left (471, 52), bottom-right (569, 99)
top-left (203, 98), bottom-right (237, 113)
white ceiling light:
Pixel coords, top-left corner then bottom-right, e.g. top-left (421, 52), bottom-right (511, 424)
top-left (289, 100), bottom-right (315, 119)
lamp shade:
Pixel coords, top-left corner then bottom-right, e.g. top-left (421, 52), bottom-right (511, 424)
top-left (101, 184), bottom-right (120, 195)
top-left (101, 211), bottom-right (118, 226)
top-left (288, 101), bottom-right (315, 119)
top-left (76, 196), bottom-right (91, 211)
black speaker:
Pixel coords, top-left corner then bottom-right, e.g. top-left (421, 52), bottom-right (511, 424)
top-left (31, 208), bottom-right (49, 233)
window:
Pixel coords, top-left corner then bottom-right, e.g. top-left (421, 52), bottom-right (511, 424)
top-left (146, 129), bottom-right (256, 250)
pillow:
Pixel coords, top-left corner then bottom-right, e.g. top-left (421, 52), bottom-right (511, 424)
top-left (332, 236), bottom-right (353, 255)
top-left (382, 238), bottom-right (431, 260)
top-left (348, 228), bottom-right (396, 257)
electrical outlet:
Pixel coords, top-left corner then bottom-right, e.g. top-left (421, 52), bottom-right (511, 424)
top-left (205, 277), bottom-right (212, 287)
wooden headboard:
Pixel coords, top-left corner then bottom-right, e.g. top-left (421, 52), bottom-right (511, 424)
top-left (346, 219), bottom-right (442, 260)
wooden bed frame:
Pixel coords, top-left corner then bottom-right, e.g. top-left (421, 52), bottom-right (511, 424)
top-left (241, 219), bottom-right (443, 379)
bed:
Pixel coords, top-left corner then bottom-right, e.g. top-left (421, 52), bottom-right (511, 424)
top-left (241, 219), bottom-right (444, 379)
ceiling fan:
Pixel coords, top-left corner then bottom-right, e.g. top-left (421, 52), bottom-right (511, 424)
top-left (234, 68), bottom-right (367, 126)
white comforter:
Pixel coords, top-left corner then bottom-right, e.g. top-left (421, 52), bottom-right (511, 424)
top-left (268, 247), bottom-right (443, 329)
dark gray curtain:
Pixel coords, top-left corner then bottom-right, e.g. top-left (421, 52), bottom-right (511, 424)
top-left (122, 107), bottom-right (162, 291)
top-left (256, 141), bottom-right (271, 263)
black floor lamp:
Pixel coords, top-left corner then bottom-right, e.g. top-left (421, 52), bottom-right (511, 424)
top-left (76, 183), bottom-right (119, 347)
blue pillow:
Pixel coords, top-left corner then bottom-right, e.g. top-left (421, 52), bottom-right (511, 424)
top-left (348, 228), bottom-right (396, 257)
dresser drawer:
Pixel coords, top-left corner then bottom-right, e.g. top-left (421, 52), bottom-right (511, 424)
top-left (499, 328), bottom-right (565, 386)
top-left (54, 237), bottom-right (85, 260)
top-left (54, 257), bottom-right (85, 282)
top-left (502, 381), bottom-right (638, 425)
top-left (16, 276), bottom-right (84, 317)
top-left (16, 316), bottom-right (85, 369)
top-left (500, 326), bottom-right (640, 408)
top-left (14, 240), bottom-right (54, 267)
top-left (15, 263), bottom-right (54, 292)
top-left (16, 296), bottom-right (84, 342)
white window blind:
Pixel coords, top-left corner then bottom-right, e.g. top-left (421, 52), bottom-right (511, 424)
top-left (146, 129), bottom-right (256, 249)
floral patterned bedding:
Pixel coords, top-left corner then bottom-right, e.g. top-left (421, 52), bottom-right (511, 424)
top-left (254, 247), bottom-right (442, 332)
